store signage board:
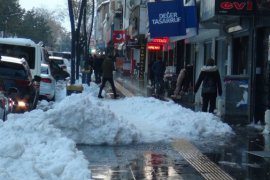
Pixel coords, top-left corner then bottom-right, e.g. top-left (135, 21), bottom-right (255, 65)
top-left (147, 0), bottom-right (186, 38)
top-left (113, 30), bottom-right (126, 43)
top-left (215, 0), bottom-right (255, 15)
top-left (147, 43), bottom-right (161, 51)
top-left (151, 37), bottom-right (169, 44)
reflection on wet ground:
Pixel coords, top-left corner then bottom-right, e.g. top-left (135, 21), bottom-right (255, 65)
top-left (78, 143), bottom-right (203, 180)
top-left (78, 126), bottom-right (270, 180)
top-left (81, 73), bottom-right (270, 179)
top-left (200, 125), bottom-right (270, 180)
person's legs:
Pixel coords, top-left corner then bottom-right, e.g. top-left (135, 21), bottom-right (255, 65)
top-left (96, 71), bottom-right (101, 83)
top-left (94, 70), bottom-right (98, 83)
top-left (87, 72), bottom-right (92, 86)
top-left (98, 78), bottom-right (107, 98)
top-left (108, 78), bottom-right (118, 98)
top-left (202, 94), bottom-right (210, 112)
top-left (209, 94), bottom-right (217, 113)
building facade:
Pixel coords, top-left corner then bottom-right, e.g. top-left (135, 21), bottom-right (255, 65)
top-left (94, 0), bottom-right (270, 124)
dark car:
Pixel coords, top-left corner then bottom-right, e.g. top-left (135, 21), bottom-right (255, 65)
top-left (0, 56), bottom-right (41, 112)
top-left (49, 59), bottom-right (70, 81)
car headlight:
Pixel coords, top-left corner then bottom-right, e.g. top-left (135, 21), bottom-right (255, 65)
top-left (17, 101), bottom-right (27, 108)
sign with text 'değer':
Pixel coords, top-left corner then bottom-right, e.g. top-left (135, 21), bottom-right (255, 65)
top-left (147, 1), bottom-right (186, 38)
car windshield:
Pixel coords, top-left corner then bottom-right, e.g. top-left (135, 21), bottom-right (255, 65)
top-left (0, 44), bottom-right (35, 69)
top-left (0, 62), bottom-right (27, 79)
top-left (41, 66), bottom-right (49, 74)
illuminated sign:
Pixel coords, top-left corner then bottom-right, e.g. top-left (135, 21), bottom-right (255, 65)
top-left (147, 43), bottom-right (161, 51)
top-left (216, 0), bottom-right (254, 15)
top-left (151, 37), bottom-right (169, 44)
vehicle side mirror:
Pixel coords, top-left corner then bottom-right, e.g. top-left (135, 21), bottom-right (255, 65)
top-left (34, 75), bottom-right (41, 82)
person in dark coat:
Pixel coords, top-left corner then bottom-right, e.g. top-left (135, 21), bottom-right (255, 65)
top-left (93, 55), bottom-right (103, 84)
top-left (98, 56), bottom-right (119, 99)
top-left (152, 56), bottom-right (166, 95)
top-left (152, 57), bottom-right (165, 84)
top-left (194, 58), bottom-right (222, 113)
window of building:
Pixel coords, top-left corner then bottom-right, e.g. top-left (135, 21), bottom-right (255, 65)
top-left (232, 36), bottom-right (249, 75)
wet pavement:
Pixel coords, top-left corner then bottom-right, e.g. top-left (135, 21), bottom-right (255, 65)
top-left (78, 143), bottom-right (203, 180)
top-left (77, 125), bottom-right (270, 180)
top-left (78, 72), bottom-right (270, 180)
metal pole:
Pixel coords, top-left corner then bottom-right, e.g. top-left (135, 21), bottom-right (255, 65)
top-left (250, 15), bottom-right (257, 123)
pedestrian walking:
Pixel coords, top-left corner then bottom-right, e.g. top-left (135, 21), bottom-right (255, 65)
top-left (152, 56), bottom-right (166, 96)
top-left (93, 55), bottom-right (103, 84)
top-left (194, 58), bottom-right (222, 113)
top-left (98, 55), bottom-right (119, 99)
top-left (171, 64), bottom-right (193, 99)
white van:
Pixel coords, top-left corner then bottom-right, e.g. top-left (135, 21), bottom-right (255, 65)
top-left (0, 38), bottom-right (43, 78)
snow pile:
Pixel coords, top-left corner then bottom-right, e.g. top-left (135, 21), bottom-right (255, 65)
top-left (0, 111), bottom-right (90, 180)
top-left (45, 93), bottom-right (140, 145)
top-left (102, 96), bottom-right (234, 143)
top-left (41, 84), bottom-right (233, 145)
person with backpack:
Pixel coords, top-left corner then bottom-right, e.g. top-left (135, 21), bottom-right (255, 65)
top-left (194, 58), bottom-right (222, 113)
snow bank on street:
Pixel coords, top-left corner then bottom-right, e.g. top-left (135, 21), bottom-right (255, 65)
top-left (0, 80), bottom-right (234, 179)
top-left (41, 83), bottom-right (234, 145)
top-left (0, 111), bottom-right (90, 180)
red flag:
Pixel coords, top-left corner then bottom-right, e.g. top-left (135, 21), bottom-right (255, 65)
top-left (113, 30), bottom-right (126, 43)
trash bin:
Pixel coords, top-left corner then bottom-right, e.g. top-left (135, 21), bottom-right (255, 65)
top-left (224, 75), bottom-right (249, 124)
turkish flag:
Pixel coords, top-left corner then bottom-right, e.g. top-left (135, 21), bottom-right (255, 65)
top-left (113, 30), bottom-right (126, 43)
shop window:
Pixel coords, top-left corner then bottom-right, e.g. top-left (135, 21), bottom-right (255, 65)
top-left (232, 36), bottom-right (249, 75)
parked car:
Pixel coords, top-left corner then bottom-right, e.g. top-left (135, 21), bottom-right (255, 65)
top-left (49, 59), bottom-right (70, 81)
top-left (0, 55), bottom-right (41, 112)
top-left (49, 56), bottom-right (67, 70)
top-left (0, 88), bottom-right (15, 121)
top-left (40, 63), bottom-right (56, 101)
top-left (0, 92), bottom-right (8, 121)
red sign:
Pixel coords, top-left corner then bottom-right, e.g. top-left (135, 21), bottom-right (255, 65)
top-left (147, 43), bottom-right (161, 51)
top-left (151, 37), bottom-right (169, 44)
top-left (216, 0), bottom-right (254, 15)
top-left (220, 1), bottom-right (253, 10)
top-left (113, 30), bottom-right (126, 43)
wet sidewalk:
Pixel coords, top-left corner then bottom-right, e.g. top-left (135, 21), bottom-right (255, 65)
top-left (112, 71), bottom-right (270, 179)
top-left (78, 71), bottom-right (270, 180)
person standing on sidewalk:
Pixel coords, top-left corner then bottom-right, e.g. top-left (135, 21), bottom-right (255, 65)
top-left (98, 55), bottom-right (119, 99)
top-left (152, 56), bottom-right (166, 96)
top-left (194, 58), bottom-right (222, 113)
top-left (171, 64), bottom-right (193, 99)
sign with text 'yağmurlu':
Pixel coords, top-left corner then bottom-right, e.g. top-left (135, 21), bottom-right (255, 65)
top-left (147, 1), bottom-right (186, 38)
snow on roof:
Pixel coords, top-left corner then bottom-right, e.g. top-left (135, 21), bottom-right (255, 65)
top-left (0, 38), bottom-right (37, 47)
top-left (49, 56), bottom-right (64, 60)
top-left (0, 55), bottom-right (25, 64)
